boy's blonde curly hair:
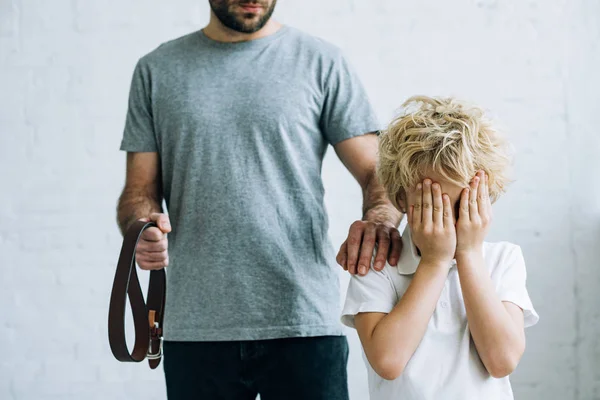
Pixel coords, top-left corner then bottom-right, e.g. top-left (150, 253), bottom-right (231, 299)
top-left (377, 95), bottom-right (511, 210)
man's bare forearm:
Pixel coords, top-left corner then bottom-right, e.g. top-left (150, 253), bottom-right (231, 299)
top-left (117, 187), bottom-right (162, 235)
top-left (362, 169), bottom-right (403, 227)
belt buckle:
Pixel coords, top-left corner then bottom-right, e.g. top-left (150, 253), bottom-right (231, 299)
top-left (147, 336), bottom-right (163, 360)
top-left (147, 310), bottom-right (163, 360)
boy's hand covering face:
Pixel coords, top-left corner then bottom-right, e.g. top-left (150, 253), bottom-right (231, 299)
top-left (408, 178), bottom-right (457, 265)
top-left (407, 170), bottom-right (492, 262)
top-left (456, 170), bottom-right (492, 256)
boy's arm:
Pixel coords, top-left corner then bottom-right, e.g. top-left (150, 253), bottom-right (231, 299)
top-left (355, 260), bottom-right (448, 380)
top-left (455, 171), bottom-right (525, 378)
top-left (354, 179), bottom-right (456, 380)
top-left (456, 252), bottom-right (525, 378)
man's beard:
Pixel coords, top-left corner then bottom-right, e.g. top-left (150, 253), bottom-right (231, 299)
top-left (209, 0), bottom-right (277, 34)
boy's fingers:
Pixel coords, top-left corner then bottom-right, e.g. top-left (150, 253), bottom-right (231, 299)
top-left (486, 174), bottom-right (493, 209)
top-left (422, 179), bottom-right (433, 228)
top-left (432, 182), bottom-right (443, 226)
top-left (469, 176), bottom-right (479, 220)
top-left (414, 183), bottom-right (423, 227)
top-left (442, 194), bottom-right (454, 228)
top-left (478, 171), bottom-right (490, 214)
top-left (459, 188), bottom-right (470, 221)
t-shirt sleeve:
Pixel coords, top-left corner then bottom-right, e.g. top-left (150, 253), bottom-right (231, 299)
top-left (497, 245), bottom-right (539, 328)
top-left (120, 58), bottom-right (158, 152)
top-left (341, 266), bottom-right (398, 329)
top-left (320, 52), bottom-right (381, 145)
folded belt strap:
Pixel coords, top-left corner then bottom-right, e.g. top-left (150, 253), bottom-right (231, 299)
top-left (108, 220), bottom-right (166, 369)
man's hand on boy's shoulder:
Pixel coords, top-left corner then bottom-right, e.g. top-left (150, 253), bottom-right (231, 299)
top-left (336, 219), bottom-right (402, 276)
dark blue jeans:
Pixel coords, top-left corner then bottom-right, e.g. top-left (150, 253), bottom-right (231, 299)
top-left (163, 336), bottom-right (349, 400)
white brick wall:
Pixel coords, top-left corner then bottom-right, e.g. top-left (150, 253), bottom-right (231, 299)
top-left (1, 1), bottom-right (599, 399)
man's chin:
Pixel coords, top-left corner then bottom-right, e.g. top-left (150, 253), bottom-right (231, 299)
top-left (233, 20), bottom-right (264, 33)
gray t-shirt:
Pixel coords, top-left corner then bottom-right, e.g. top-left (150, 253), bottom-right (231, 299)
top-left (120, 26), bottom-right (380, 341)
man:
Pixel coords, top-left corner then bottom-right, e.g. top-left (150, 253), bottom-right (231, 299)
top-left (117, 1), bottom-right (402, 398)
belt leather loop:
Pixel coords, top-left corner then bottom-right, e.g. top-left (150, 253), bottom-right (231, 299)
top-left (108, 220), bottom-right (166, 369)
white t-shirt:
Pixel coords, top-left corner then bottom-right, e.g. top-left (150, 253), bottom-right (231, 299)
top-left (341, 226), bottom-right (539, 400)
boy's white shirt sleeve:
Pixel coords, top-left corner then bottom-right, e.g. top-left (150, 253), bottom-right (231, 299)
top-left (341, 265), bottom-right (398, 329)
top-left (496, 245), bottom-right (539, 328)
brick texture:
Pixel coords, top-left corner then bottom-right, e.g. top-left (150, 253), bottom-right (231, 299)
top-left (1, 0), bottom-right (599, 399)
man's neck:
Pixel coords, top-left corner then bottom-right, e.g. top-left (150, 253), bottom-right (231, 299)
top-left (202, 15), bottom-right (282, 43)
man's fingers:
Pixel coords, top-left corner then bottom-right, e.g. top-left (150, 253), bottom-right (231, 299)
top-left (346, 222), bottom-right (365, 275)
top-left (432, 182), bottom-right (443, 226)
top-left (357, 224), bottom-right (377, 275)
top-left (141, 227), bottom-right (165, 242)
top-left (469, 175), bottom-right (480, 220)
top-left (150, 213), bottom-right (172, 233)
top-left (388, 228), bottom-right (402, 266)
top-left (373, 228), bottom-right (390, 271)
top-left (422, 179), bottom-right (433, 228)
top-left (137, 237), bottom-right (168, 252)
top-left (336, 241), bottom-right (348, 270)
top-left (137, 260), bottom-right (169, 271)
top-left (342, 221), bottom-right (403, 274)
top-left (136, 250), bottom-right (169, 263)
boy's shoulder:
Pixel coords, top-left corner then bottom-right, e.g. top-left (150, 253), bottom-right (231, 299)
top-left (483, 240), bottom-right (522, 257)
top-left (482, 240), bottom-right (525, 275)
top-left (367, 240), bottom-right (525, 281)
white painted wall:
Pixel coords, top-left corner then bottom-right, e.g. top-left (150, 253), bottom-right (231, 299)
top-left (1, 0), bottom-right (599, 399)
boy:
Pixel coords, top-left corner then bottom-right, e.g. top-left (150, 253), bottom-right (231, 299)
top-left (341, 96), bottom-right (539, 399)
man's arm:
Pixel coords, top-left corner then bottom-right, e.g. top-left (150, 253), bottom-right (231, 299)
top-left (117, 152), bottom-right (163, 234)
top-left (117, 152), bottom-right (171, 270)
top-left (334, 134), bottom-right (403, 275)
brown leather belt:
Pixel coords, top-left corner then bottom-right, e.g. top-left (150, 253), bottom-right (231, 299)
top-left (108, 220), bottom-right (166, 369)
